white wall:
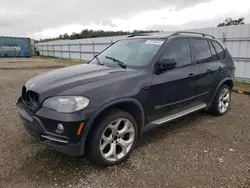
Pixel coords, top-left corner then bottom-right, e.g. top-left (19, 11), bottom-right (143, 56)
top-left (37, 24), bottom-right (250, 81)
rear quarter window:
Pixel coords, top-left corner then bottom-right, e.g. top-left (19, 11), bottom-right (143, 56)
top-left (211, 41), bottom-right (226, 60)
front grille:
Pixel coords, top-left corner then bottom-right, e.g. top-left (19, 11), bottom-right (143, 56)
top-left (22, 86), bottom-right (26, 102)
top-left (21, 86), bottom-right (39, 111)
top-left (26, 91), bottom-right (39, 110)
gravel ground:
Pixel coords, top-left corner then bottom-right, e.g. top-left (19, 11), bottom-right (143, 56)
top-left (0, 58), bottom-right (250, 188)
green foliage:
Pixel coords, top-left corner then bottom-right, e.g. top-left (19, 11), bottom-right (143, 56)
top-left (39, 29), bottom-right (160, 42)
top-left (39, 55), bottom-right (86, 65)
top-left (217, 17), bottom-right (245, 27)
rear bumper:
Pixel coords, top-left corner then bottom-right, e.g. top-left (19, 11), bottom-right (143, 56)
top-left (17, 100), bottom-right (86, 156)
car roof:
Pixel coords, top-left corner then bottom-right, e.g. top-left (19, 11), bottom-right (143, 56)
top-left (123, 34), bottom-right (167, 40)
top-left (123, 31), bottom-right (216, 41)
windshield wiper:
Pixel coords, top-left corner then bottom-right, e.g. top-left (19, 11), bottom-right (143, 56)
top-left (105, 56), bottom-right (127, 69)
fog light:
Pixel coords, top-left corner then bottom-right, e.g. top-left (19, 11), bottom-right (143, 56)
top-left (57, 123), bottom-right (64, 133)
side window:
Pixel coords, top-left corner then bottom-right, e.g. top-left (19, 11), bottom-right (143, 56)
top-left (192, 39), bottom-right (212, 64)
top-left (211, 41), bottom-right (226, 60)
top-left (208, 40), bottom-right (219, 61)
top-left (161, 39), bottom-right (191, 67)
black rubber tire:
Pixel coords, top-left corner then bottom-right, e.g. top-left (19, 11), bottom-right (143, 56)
top-left (208, 84), bottom-right (231, 116)
top-left (87, 109), bottom-right (138, 166)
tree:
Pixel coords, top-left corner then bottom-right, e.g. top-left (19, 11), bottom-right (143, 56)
top-left (217, 17), bottom-right (245, 27)
top-left (63, 33), bottom-right (69, 39)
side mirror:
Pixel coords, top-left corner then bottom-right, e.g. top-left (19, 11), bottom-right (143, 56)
top-left (160, 59), bottom-right (177, 70)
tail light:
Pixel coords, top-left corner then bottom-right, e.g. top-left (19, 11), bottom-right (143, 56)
top-left (233, 64), bottom-right (235, 72)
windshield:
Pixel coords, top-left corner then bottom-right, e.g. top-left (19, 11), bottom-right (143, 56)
top-left (89, 39), bottom-right (164, 68)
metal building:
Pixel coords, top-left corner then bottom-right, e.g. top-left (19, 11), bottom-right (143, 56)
top-left (0, 36), bottom-right (33, 57)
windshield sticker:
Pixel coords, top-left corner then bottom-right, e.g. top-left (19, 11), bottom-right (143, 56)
top-left (145, 40), bottom-right (164, 45)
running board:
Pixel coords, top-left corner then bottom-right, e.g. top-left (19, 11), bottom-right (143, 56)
top-left (151, 103), bottom-right (207, 125)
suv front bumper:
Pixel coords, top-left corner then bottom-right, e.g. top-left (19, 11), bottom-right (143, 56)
top-left (16, 99), bottom-right (87, 156)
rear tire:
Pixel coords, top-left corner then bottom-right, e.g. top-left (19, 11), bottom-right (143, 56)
top-left (208, 84), bottom-right (231, 116)
top-left (87, 109), bottom-right (138, 166)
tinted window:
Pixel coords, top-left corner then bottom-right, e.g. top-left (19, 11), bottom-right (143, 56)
top-left (211, 41), bottom-right (225, 60)
top-left (161, 39), bottom-right (191, 67)
top-left (208, 41), bottom-right (219, 61)
top-left (192, 39), bottom-right (212, 64)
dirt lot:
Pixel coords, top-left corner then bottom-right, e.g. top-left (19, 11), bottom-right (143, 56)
top-left (0, 58), bottom-right (250, 188)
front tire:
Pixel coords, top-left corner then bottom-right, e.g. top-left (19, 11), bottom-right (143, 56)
top-left (208, 84), bottom-right (231, 116)
top-left (87, 109), bottom-right (138, 166)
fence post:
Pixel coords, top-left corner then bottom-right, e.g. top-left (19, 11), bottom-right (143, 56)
top-left (79, 42), bottom-right (82, 62)
top-left (111, 40), bottom-right (113, 45)
top-left (52, 44), bottom-right (55, 57)
top-left (92, 41), bottom-right (95, 58)
top-left (68, 43), bottom-right (71, 59)
top-left (47, 44), bottom-right (49, 56)
top-left (60, 44), bottom-right (62, 59)
top-left (222, 32), bottom-right (226, 44)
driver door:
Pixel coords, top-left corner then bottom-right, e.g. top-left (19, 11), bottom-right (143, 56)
top-left (149, 38), bottom-right (197, 121)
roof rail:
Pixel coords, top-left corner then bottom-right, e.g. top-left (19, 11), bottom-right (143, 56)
top-left (171, 31), bottom-right (215, 39)
top-left (127, 33), bottom-right (151, 38)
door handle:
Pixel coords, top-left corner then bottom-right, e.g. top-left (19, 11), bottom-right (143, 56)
top-left (206, 68), bottom-right (212, 72)
top-left (218, 67), bottom-right (222, 71)
top-left (143, 86), bottom-right (150, 90)
top-left (188, 73), bottom-right (195, 77)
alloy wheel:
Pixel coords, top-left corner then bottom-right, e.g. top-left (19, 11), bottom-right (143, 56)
top-left (218, 88), bottom-right (230, 114)
top-left (99, 118), bottom-right (135, 162)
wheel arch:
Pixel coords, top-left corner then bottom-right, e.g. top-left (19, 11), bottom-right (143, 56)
top-left (80, 98), bottom-right (145, 154)
top-left (208, 77), bottom-right (234, 109)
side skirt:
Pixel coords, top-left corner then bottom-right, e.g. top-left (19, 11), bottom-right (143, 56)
top-left (143, 103), bottom-right (207, 132)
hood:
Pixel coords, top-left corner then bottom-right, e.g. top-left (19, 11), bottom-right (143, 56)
top-left (25, 64), bottom-right (138, 99)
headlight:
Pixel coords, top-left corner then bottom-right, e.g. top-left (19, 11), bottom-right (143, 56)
top-left (43, 96), bottom-right (89, 113)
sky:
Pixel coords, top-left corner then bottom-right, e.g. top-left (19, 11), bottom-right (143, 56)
top-left (0, 0), bottom-right (250, 40)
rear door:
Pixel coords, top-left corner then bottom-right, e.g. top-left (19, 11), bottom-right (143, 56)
top-left (191, 38), bottom-right (219, 103)
top-left (210, 40), bottom-right (232, 81)
top-left (150, 38), bottom-right (196, 121)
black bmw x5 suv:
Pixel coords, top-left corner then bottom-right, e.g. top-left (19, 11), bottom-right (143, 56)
top-left (17, 32), bottom-right (234, 166)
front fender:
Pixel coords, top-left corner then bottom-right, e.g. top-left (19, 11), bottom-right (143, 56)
top-left (79, 97), bottom-right (145, 155)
